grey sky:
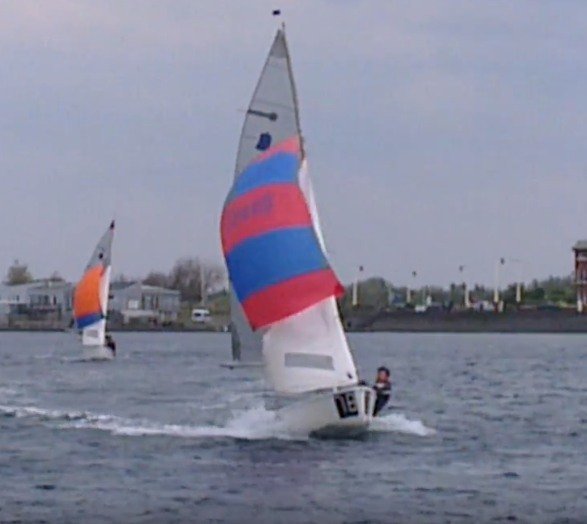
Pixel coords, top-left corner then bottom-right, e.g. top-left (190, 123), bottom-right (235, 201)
top-left (1, 1), bottom-right (586, 287)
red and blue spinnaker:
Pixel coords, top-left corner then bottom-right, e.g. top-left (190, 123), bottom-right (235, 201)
top-left (221, 136), bottom-right (343, 330)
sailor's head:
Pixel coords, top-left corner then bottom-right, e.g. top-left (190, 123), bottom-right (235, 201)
top-left (377, 366), bottom-right (390, 381)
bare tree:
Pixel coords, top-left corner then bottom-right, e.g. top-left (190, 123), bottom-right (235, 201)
top-left (165, 258), bottom-right (226, 303)
top-left (168, 257), bottom-right (203, 302)
top-left (5, 259), bottom-right (33, 285)
top-left (143, 271), bottom-right (169, 288)
top-left (201, 263), bottom-right (226, 300)
top-left (111, 273), bottom-right (132, 285)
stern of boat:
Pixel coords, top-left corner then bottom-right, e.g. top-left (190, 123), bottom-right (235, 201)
top-left (81, 345), bottom-right (114, 361)
top-left (276, 385), bottom-right (376, 439)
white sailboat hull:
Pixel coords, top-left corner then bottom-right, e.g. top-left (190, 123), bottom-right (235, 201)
top-left (275, 385), bottom-right (375, 438)
top-left (81, 345), bottom-right (114, 361)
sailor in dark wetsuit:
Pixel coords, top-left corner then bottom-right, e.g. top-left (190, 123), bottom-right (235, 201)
top-left (105, 334), bottom-right (116, 356)
top-left (373, 366), bottom-right (392, 416)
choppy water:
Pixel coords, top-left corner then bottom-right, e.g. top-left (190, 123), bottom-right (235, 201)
top-left (0, 332), bottom-right (585, 523)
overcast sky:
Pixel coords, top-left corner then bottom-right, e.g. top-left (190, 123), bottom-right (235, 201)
top-left (1, 0), bottom-right (586, 287)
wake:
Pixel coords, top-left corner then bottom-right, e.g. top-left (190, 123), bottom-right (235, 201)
top-left (68, 405), bottom-right (301, 441)
top-left (0, 403), bottom-right (435, 440)
top-left (60, 357), bottom-right (113, 364)
top-left (370, 412), bottom-right (436, 436)
top-left (0, 403), bottom-right (301, 441)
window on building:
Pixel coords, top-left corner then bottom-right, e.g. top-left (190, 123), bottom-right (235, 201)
top-left (126, 299), bottom-right (137, 310)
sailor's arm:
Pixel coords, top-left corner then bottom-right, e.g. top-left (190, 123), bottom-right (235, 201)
top-left (374, 381), bottom-right (391, 397)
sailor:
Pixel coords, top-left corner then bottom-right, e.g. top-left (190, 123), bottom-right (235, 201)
top-left (105, 334), bottom-right (116, 356)
top-left (373, 366), bottom-right (392, 416)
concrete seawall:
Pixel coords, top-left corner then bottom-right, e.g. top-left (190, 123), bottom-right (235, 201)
top-left (346, 309), bottom-right (587, 333)
top-left (4, 310), bottom-right (587, 334)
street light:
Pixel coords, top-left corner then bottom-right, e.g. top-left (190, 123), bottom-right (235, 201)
top-left (459, 265), bottom-right (470, 308)
top-left (352, 265), bottom-right (364, 307)
top-left (494, 257), bottom-right (505, 310)
top-left (406, 270), bottom-right (417, 305)
top-left (509, 258), bottom-right (529, 305)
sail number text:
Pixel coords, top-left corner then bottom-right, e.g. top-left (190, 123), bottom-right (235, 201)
top-left (334, 392), bottom-right (359, 419)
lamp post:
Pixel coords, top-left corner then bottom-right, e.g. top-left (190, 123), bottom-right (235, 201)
top-left (508, 258), bottom-right (528, 306)
top-left (459, 265), bottom-right (470, 308)
top-left (352, 265), bottom-right (364, 308)
top-left (406, 270), bottom-right (417, 305)
top-left (494, 257), bottom-right (505, 311)
top-left (384, 280), bottom-right (394, 309)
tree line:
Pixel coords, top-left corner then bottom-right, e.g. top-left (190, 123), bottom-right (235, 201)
top-left (3, 258), bottom-right (576, 309)
top-left (338, 275), bottom-right (577, 313)
top-left (131, 258), bottom-right (225, 303)
top-left (3, 258), bottom-right (225, 304)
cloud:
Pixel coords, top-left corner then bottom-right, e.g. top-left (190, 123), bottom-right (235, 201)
top-left (0, 0), bottom-right (586, 286)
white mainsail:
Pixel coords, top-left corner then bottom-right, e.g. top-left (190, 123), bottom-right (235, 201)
top-left (229, 29), bottom-right (300, 363)
top-left (234, 29), bottom-right (300, 175)
top-left (222, 28), bottom-right (359, 395)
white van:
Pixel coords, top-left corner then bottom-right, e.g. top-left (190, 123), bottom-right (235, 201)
top-left (191, 308), bottom-right (211, 323)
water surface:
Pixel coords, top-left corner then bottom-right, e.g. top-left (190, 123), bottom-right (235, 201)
top-left (0, 332), bottom-right (585, 522)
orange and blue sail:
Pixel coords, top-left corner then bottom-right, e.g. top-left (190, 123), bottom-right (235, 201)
top-left (221, 137), bottom-right (343, 330)
top-left (73, 221), bottom-right (114, 330)
top-left (74, 266), bottom-right (105, 329)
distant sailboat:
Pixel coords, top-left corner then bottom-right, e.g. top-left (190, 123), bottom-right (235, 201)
top-left (221, 292), bottom-right (263, 368)
top-left (221, 28), bottom-right (374, 436)
top-left (73, 220), bottom-right (115, 360)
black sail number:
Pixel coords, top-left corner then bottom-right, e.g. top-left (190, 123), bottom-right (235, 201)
top-left (334, 391), bottom-right (359, 419)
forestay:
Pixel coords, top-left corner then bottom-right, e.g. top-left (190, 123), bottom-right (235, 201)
top-left (221, 28), bottom-right (358, 394)
top-left (229, 29), bottom-right (300, 363)
top-left (73, 221), bottom-right (115, 347)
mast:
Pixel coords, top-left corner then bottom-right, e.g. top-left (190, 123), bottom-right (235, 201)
top-left (281, 24), bottom-right (305, 159)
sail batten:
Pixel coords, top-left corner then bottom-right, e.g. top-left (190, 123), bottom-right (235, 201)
top-left (222, 28), bottom-right (359, 393)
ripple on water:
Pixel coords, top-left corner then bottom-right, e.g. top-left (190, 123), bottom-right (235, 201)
top-left (0, 332), bottom-right (586, 522)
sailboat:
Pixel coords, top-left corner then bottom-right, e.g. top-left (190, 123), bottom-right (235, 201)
top-left (221, 27), bottom-right (374, 436)
top-left (73, 220), bottom-right (115, 360)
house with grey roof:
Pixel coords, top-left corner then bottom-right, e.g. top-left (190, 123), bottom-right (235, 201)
top-left (0, 280), bottom-right (73, 327)
top-left (109, 282), bottom-right (181, 325)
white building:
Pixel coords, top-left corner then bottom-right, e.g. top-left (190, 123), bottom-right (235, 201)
top-left (0, 280), bottom-right (73, 326)
top-left (109, 282), bottom-right (181, 325)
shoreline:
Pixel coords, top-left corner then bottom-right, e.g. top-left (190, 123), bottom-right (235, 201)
top-left (0, 325), bottom-right (220, 334)
top-left (3, 310), bottom-right (587, 334)
top-left (344, 309), bottom-right (587, 334)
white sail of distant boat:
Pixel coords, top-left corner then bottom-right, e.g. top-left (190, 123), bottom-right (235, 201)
top-left (221, 27), bottom-right (374, 436)
top-left (73, 221), bottom-right (115, 359)
top-left (228, 291), bottom-right (262, 366)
